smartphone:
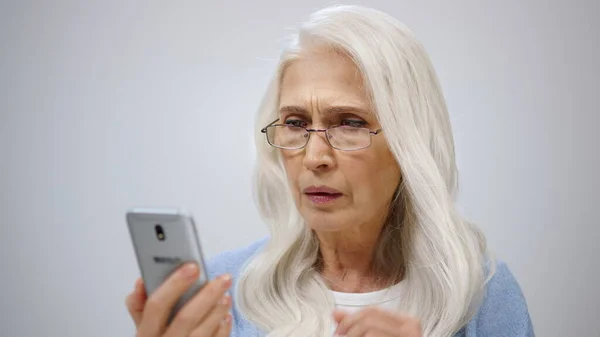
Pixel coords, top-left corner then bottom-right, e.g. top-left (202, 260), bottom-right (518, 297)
top-left (126, 207), bottom-right (209, 323)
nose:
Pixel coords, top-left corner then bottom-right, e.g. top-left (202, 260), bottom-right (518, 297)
top-left (302, 130), bottom-right (335, 171)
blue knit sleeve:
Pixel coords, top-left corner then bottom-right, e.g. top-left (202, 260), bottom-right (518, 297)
top-left (464, 261), bottom-right (535, 337)
top-left (205, 238), bottom-right (269, 337)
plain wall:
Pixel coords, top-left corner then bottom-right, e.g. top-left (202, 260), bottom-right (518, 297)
top-left (1, 1), bottom-right (598, 336)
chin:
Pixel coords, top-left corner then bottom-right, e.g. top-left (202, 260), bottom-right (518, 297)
top-left (302, 209), bottom-right (350, 233)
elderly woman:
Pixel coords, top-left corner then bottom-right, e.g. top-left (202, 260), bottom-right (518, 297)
top-left (125, 5), bottom-right (534, 337)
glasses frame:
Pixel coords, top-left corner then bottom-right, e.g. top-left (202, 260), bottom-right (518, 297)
top-left (260, 119), bottom-right (383, 151)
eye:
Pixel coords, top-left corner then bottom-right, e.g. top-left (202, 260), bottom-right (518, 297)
top-left (284, 119), bottom-right (307, 128)
top-left (340, 119), bottom-right (367, 128)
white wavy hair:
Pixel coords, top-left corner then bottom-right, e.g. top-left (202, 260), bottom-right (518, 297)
top-left (236, 5), bottom-right (495, 337)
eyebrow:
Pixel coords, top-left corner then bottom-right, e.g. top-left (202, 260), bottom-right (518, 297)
top-left (278, 105), bottom-right (371, 117)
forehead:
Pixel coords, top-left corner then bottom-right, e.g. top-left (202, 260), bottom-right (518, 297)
top-left (279, 49), bottom-right (371, 109)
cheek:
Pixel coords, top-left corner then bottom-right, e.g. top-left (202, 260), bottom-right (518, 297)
top-left (345, 154), bottom-right (400, 205)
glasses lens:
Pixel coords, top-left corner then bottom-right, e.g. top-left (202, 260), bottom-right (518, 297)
top-left (328, 126), bottom-right (371, 150)
top-left (267, 125), bottom-right (308, 149)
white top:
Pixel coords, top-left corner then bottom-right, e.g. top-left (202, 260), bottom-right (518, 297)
top-left (331, 282), bottom-right (404, 333)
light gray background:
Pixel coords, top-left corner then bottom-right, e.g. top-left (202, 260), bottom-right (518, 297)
top-left (1, 1), bottom-right (598, 336)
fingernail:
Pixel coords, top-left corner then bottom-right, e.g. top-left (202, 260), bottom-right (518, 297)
top-left (219, 295), bottom-right (231, 306)
top-left (220, 274), bottom-right (232, 288)
top-left (182, 263), bottom-right (198, 279)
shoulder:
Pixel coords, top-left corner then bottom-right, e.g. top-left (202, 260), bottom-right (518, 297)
top-left (205, 236), bottom-right (269, 280)
top-left (462, 260), bottom-right (535, 337)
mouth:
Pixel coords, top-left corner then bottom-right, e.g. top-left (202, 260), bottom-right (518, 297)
top-left (303, 186), bottom-right (343, 204)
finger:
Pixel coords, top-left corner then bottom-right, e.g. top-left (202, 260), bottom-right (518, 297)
top-left (346, 320), bottom-right (420, 337)
top-left (137, 262), bottom-right (200, 336)
top-left (396, 317), bottom-right (422, 337)
top-left (332, 309), bottom-right (349, 324)
top-left (346, 324), bottom-right (388, 337)
top-left (332, 309), bottom-right (349, 335)
top-left (213, 313), bottom-right (233, 337)
top-left (164, 274), bottom-right (233, 337)
top-left (125, 278), bottom-right (147, 327)
top-left (185, 295), bottom-right (232, 337)
top-left (335, 307), bottom-right (402, 336)
top-left (345, 321), bottom-right (385, 337)
top-left (334, 308), bottom-right (369, 335)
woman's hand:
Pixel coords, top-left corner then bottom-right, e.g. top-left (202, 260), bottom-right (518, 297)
top-left (125, 262), bottom-right (232, 337)
top-left (332, 307), bottom-right (422, 337)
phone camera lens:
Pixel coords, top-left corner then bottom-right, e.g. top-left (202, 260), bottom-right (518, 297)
top-left (155, 224), bottom-right (165, 241)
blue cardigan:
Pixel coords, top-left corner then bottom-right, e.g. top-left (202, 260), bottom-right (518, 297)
top-left (206, 238), bottom-right (535, 336)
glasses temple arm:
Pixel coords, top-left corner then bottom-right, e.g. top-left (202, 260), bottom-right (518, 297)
top-left (260, 118), bottom-right (280, 133)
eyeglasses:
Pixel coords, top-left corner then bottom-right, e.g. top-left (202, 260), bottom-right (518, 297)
top-left (260, 119), bottom-right (383, 151)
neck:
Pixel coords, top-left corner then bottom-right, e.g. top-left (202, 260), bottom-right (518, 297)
top-left (314, 227), bottom-right (385, 293)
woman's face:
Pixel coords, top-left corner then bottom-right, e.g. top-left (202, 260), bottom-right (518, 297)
top-left (278, 49), bottom-right (401, 235)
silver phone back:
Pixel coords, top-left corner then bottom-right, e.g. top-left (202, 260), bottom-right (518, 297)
top-left (126, 207), bottom-right (209, 322)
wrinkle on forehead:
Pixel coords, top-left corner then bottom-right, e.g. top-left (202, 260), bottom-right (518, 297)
top-left (278, 48), bottom-right (372, 117)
